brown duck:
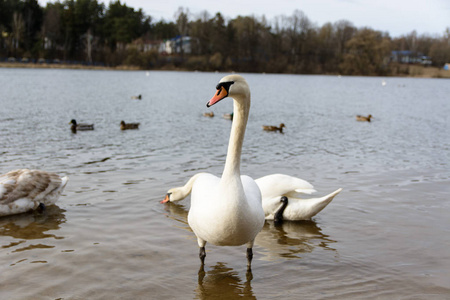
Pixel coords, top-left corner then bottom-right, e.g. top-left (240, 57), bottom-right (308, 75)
top-left (120, 121), bottom-right (140, 130)
top-left (262, 123), bottom-right (286, 133)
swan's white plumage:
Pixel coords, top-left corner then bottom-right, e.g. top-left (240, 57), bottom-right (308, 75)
top-left (0, 169), bottom-right (68, 217)
top-left (186, 74), bottom-right (265, 253)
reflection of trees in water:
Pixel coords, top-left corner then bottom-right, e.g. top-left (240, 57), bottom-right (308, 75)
top-left (196, 262), bottom-right (255, 299)
top-left (0, 205), bottom-right (66, 240)
top-left (255, 221), bottom-right (337, 261)
top-left (161, 202), bottom-right (337, 262)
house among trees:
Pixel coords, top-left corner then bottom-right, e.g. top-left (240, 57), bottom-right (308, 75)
top-left (391, 50), bottom-right (432, 65)
top-left (129, 36), bottom-right (194, 55)
top-left (160, 36), bottom-right (194, 55)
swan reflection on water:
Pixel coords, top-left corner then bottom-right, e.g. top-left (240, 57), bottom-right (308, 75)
top-left (197, 262), bottom-right (255, 299)
top-left (0, 205), bottom-right (66, 240)
top-left (256, 221), bottom-right (337, 261)
top-left (161, 201), bottom-right (336, 261)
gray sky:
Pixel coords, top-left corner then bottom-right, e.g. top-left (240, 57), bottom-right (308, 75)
top-left (38, 0), bottom-right (450, 37)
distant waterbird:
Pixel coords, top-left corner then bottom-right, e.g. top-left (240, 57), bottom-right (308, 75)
top-left (120, 121), bottom-right (140, 130)
top-left (203, 111), bottom-right (214, 117)
top-left (356, 114), bottom-right (373, 122)
top-left (262, 123), bottom-right (286, 133)
top-left (223, 113), bottom-right (233, 120)
top-left (70, 119), bottom-right (94, 132)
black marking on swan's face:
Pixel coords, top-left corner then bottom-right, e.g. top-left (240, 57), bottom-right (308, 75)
top-left (216, 81), bottom-right (234, 95)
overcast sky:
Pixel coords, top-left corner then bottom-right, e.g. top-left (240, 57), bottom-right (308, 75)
top-left (38, 0), bottom-right (450, 37)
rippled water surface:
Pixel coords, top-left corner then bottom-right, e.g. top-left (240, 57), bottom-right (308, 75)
top-left (1, 69), bottom-right (450, 299)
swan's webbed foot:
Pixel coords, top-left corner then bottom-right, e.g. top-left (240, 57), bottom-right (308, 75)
top-left (246, 247), bottom-right (253, 270)
top-left (199, 247), bottom-right (206, 265)
top-left (274, 196), bottom-right (288, 224)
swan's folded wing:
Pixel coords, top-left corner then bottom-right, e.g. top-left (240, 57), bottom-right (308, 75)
top-left (255, 174), bottom-right (315, 199)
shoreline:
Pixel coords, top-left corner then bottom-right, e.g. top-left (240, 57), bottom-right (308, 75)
top-left (1, 62), bottom-right (449, 78)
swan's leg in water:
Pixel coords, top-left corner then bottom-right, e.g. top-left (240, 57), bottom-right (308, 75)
top-left (199, 247), bottom-right (206, 264)
top-left (246, 248), bottom-right (253, 269)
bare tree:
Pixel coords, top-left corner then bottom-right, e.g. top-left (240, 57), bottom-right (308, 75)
top-left (174, 6), bottom-right (190, 58)
top-left (12, 12), bottom-right (25, 56)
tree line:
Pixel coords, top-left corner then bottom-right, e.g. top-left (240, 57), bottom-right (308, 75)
top-left (1, 0), bottom-right (449, 75)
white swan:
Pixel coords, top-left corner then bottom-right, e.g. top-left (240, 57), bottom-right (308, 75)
top-left (181, 74), bottom-right (265, 268)
top-left (162, 173), bottom-right (342, 221)
top-left (0, 169), bottom-right (69, 217)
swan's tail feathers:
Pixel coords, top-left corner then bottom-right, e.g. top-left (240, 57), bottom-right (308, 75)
top-left (302, 188), bottom-right (342, 219)
top-left (314, 188), bottom-right (342, 210)
top-left (331, 188), bottom-right (343, 197)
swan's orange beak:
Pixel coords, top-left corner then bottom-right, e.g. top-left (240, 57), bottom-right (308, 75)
top-left (160, 193), bottom-right (170, 204)
top-left (207, 86), bottom-right (228, 107)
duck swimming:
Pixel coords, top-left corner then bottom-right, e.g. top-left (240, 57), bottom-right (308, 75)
top-left (262, 123), bottom-right (286, 133)
top-left (120, 121), bottom-right (140, 130)
top-left (356, 114), bottom-right (372, 122)
top-left (223, 113), bottom-right (233, 120)
top-left (203, 112), bottom-right (214, 117)
top-left (0, 169), bottom-right (69, 217)
top-left (69, 119), bottom-right (94, 132)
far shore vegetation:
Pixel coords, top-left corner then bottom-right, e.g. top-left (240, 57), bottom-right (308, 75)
top-left (1, 1), bottom-right (450, 78)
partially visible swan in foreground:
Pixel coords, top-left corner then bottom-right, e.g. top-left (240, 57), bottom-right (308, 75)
top-left (162, 173), bottom-right (342, 222)
top-left (262, 123), bottom-right (285, 133)
top-left (120, 120), bottom-right (140, 130)
top-left (180, 74), bottom-right (265, 268)
top-left (356, 114), bottom-right (372, 122)
top-left (69, 119), bottom-right (94, 132)
top-left (0, 169), bottom-right (69, 217)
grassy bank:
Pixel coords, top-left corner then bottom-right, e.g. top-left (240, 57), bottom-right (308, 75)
top-left (390, 64), bottom-right (450, 78)
top-left (1, 62), bottom-right (449, 78)
top-left (0, 62), bottom-right (140, 71)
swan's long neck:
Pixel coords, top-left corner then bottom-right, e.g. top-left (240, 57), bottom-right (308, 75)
top-left (181, 173), bottom-right (203, 195)
top-left (222, 95), bottom-right (250, 180)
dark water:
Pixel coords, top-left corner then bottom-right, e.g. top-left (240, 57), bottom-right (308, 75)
top-left (1, 68), bottom-right (449, 299)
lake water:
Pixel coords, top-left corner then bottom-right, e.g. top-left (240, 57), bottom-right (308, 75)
top-left (1, 68), bottom-right (449, 299)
